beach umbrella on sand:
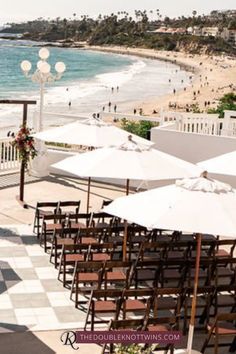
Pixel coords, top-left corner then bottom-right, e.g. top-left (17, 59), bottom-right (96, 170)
top-left (52, 135), bottom-right (202, 259)
top-left (198, 150), bottom-right (236, 177)
top-left (104, 173), bottom-right (236, 354)
top-left (33, 116), bottom-right (153, 148)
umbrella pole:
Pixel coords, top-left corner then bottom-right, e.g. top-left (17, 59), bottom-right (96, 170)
top-left (122, 220), bottom-right (128, 261)
top-left (126, 179), bottom-right (130, 195)
top-left (186, 233), bottom-right (202, 354)
top-left (86, 177), bottom-right (91, 214)
top-left (123, 179), bottom-right (130, 261)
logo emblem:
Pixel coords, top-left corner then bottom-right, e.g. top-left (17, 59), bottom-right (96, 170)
top-left (60, 331), bottom-right (79, 350)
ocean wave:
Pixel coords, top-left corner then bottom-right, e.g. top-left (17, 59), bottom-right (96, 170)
top-left (95, 60), bottom-right (146, 87)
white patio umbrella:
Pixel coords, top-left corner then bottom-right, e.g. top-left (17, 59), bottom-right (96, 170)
top-left (52, 136), bottom-right (202, 259)
top-left (34, 117), bottom-right (153, 148)
top-left (104, 173), bottom-right (236, 354)
top-left (198, 150), bottom-right (236, 177)
top-left (52, 135), bottom-right (202, 207)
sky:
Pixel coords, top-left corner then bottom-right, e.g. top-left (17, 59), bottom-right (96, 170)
top-left (0, 0), bottom-right (236, 25)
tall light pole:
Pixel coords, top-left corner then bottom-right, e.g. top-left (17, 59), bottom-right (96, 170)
top-left (20, 48), bottom-right (66, 177)
top-left (20, 47), bottom-right (66, 132)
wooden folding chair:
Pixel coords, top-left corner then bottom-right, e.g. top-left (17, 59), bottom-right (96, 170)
top-left (50, 226), bottom-right (79, 267)
top-left (201, 312), bottom-right (236, 354)
top-left (72, 261), bottom-right (104, 306)
top-left (84, 288), bottom-right (123, 330)
top-left (89, 242), bottom-right (118, 262)
top-left (58, 243), bottom-right (91, 287)
top-left (40, 214), bottom-right (67, 252)
top-left (57, 200), bottom-right (81, 215)
top-left (102, 260), bottom-right (133, 290)
top-left (33, 201), bottom-right (59, 237)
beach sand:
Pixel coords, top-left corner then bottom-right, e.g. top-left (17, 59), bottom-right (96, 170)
top-left (89, 45), bottom-right (236, 116)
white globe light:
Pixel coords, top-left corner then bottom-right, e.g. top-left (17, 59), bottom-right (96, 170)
top-left (55, 62), bottom-right (66, 74)
top-left (40, 62), bottom-right (51, 74)
top-left (37, 60), bottom-right (44, 70)
top-left (39, 47), bottom-right (50, 60)
top-left (21, 60), bottom-right (32, 72)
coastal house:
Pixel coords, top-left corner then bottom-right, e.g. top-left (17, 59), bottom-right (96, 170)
top-left (221, 28), bottom-right (236, 46)
top-left (201, 27), bottom-right (219, 37)
top-left (151, 27), bottom-right (186, 35)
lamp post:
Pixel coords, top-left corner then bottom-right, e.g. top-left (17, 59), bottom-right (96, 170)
top-left (20, 48), bottom-right (66, 177)
top-left (20, 47), bottom-right (66, 132)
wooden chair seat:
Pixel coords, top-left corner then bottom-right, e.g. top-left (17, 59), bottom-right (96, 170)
top-left (81, 237), bottom-right (97, 244)
top-left (56, 238), bottom-right (74, 246)
top-left (148, 324), bottom-right (171, 331)
top-left (65, 254), bottom-right (85, 262)
top-left (135, 269), bottom-right (156, 280)
top-left (94, 300), bottom-right (117, 312)
top-left (46, 223), bottom-right (63, 231)
top-left (215, 249), bottom-right (230, 257)
top-left (78, 273), bottom-right (100, 282)
top-left (157, 297), bottom-right (177, 309)
top-left (91, 254), bottom-right (111, 261)
top-left (106, 271), bottom-right (126, 281)
top-left (207, 322), bottom-right (236, 335)
top-left (124, 299), bottom-right (146, 311)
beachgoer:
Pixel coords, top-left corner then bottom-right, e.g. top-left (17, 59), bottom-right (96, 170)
top-left (133, 108), bottom-right (137, 115)
top-left (97, 113), bottom-right (100, 119)
top-left (152, 109), bottom-right (157, 114)
top-left (66, 88), bottom-right (69, 91)
top-left (184, 87), bottom-right (186, 91)
top-left (114, 105), bottom-right (117, 113)
top-left (92, 113), bottom-right (96, 119)
top-left (68, 101), bottom-right (71, 108)
top-left (111, 87), bottom-right (114, 93)
top-left (168, 79), bottom-right (171, 83)
top-left (139, 108), bottom-right (143, 115)
top-left (102, 106), bottom-right (105, 111)
top-left (108, 101), bottom-right (111, 112)
top-left (173, 89), bottom-right (176, 95)
top-left (117, 86), bottom-right (119, 92)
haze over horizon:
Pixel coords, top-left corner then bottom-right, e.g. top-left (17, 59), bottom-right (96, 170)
top-left (0, 0), bottom-right (235, 25)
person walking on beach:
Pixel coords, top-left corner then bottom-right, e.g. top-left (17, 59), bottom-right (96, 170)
top-left (108, 101), bottom-right (111, 112)
top-left (139, 108), bottom-right (143, 115)
top-left (114, 104), bottom-right (117, 113)
top-left (173, 88), bottom-right (176, 95)
top-left (134, 108), bottom-right (137, 115)
top-left (111, 87), bottom-right (114, 93)
top-left (102, 106), bottom-right (105, 112)
top-left (117, 86), bottom-right (119, 92)
top-left (68, 101), bottom-right (71, 109)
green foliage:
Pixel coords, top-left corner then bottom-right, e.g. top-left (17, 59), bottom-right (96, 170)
top-left (207, 92), bottom-right (236, 117)
top-left (2, 11), bottom-right (236, 55)
top-left (114, 344), bottom-right (155, 354)
top-left (121, 119), bottom-right (158, 139)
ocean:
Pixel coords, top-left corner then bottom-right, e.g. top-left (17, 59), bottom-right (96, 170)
top-left (0, 39), bottom-right (190, 135)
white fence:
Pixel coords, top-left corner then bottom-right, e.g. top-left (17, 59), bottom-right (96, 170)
top-left (0, 138), bottom-right (20, 172)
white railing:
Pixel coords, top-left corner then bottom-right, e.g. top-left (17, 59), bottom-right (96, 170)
top-left (160, 112), bottom-right (223, 136)
top-left (0, 138), bottom-right (20, 172)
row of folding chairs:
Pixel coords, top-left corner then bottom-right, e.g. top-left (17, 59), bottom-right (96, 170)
top-left (84, 284), bottom-right (236, 354)
top-left (33, 199), bottom-right (113, 236)
top-left (102, 312), bottom-right (236, 354)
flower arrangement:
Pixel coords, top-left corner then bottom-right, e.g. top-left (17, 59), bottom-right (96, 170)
top-left (114, 344), bottom-right (156, 354)
top-left (11, 126), bottom-right (37, 170)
